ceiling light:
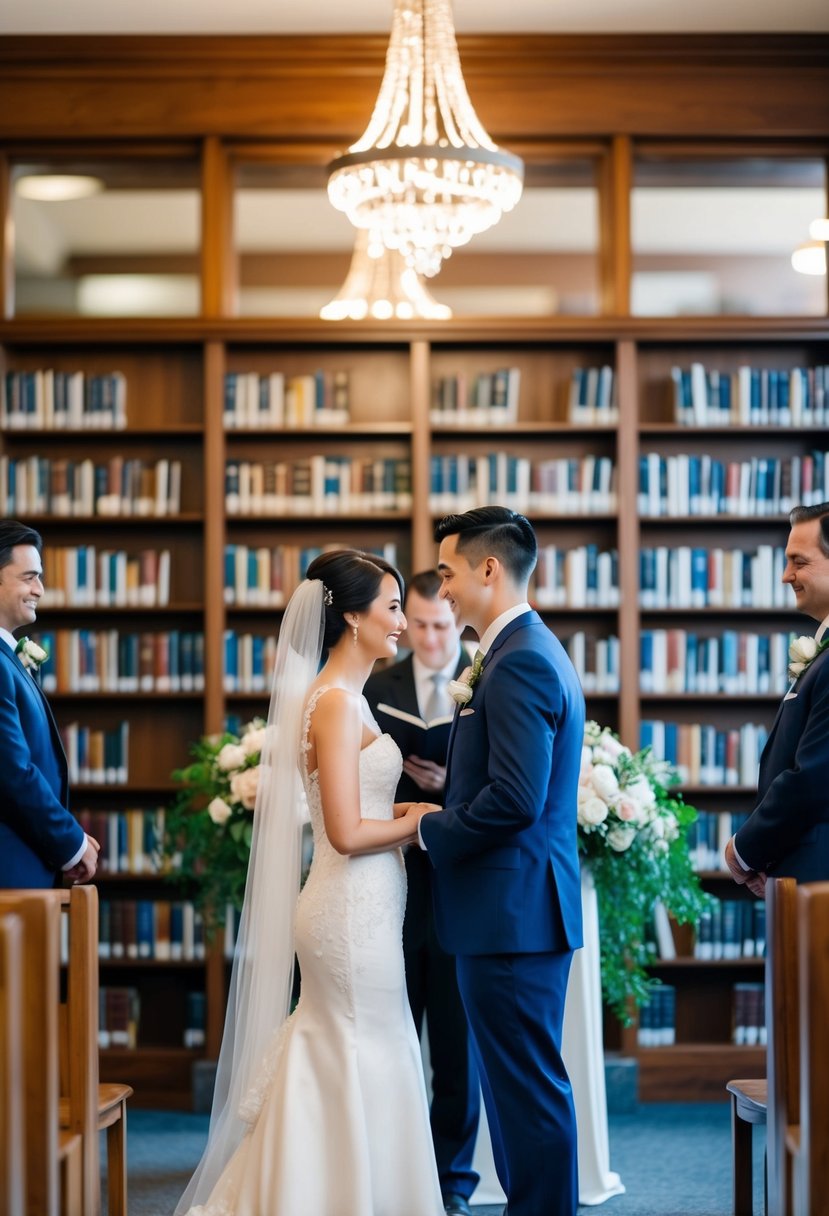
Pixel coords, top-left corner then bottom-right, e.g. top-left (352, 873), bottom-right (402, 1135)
top-left (326, 0), bottom-right (523, 278)
top-left (15, 174), bottom-right (103, 202)
top-left (791, 240), bottom-right (826, 276)
top-left (320, 230), bottom-right (452, 321)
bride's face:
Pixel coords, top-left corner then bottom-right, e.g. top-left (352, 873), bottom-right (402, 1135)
top-left (357, 573), bottom-right (406, 660)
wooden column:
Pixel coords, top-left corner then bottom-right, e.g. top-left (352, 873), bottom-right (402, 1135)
top-left (0, 153), bottom-right (13, 320)
top-left (201, 136), bottom-right (236, 317)
top-left (599, 135), bottom-right (632, 317)
top-left (409, 338), bottom-right (433, 571)
top-left (615, 338), bottom-right (640, 749)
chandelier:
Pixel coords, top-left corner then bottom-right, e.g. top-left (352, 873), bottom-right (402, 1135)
top-left (320, 229), bottom-right (452, 320)
top-left (327, 0), bottom-right (524, 278)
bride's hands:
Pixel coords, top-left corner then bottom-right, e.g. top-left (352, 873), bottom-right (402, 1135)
top-left (402, 800), bottom-right (442, 825)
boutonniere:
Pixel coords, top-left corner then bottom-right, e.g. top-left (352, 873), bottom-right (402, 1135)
top-left (448, 650), bottom-right (484, 706)
top-left (15, 636), bottom-right (48, 671)
top-left (788, 634), bottom-right (829, 682)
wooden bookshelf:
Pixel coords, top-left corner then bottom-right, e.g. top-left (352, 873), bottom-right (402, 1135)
top-left (1, 31), bottom-right (827, 1107)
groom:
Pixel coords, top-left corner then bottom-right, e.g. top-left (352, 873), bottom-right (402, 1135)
top-left (419, 506), bottom-right (584, 1216)
top-left (0, 519), bottom-right (98, 888)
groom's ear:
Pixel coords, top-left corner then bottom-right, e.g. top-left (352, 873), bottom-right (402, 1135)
top-left (481, 556), bottom-right (499, 583)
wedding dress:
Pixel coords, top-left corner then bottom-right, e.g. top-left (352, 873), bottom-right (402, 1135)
top-left (186, 687), bottom-right (444, 1216)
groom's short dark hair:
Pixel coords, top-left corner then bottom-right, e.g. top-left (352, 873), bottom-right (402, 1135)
top-left (790, 502), bottom-right (829, 557)
top-left (0, 520), bottom-right (43, 572)
top-left (435, 506), bottom-right (537, 584)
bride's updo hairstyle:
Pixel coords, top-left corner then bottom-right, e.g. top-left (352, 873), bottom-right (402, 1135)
top-left (306, 549), bottom-right (405, 651)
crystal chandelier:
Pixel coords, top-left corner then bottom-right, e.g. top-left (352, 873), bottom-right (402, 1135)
top-left (320, 229), bottom-right (452, 320)
top-left (327, 0), bottom-right (524, 278)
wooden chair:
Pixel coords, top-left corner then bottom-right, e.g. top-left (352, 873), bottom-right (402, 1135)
top-left (788, 882), bottom-right (829, 1216)
top-left (57, 885), bottom-right (133, 1216)
top-left (0, 892), bottom-right (82, 1216)
top-left (0, 910), bottom-right (25, 1216)
top-left (726, 876), bottom-right (798, 1216)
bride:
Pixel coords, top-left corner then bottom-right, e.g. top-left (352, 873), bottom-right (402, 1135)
top-left (176, 550), bottom-right (444, 1216)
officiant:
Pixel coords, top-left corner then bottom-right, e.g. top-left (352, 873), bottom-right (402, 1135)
top-left (365, 569), bottom-right (480, 1216)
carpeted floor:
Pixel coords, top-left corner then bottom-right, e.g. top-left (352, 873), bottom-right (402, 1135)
top-left (118, 1100), bottom-right (764, 1216)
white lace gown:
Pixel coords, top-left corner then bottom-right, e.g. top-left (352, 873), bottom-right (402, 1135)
top-left (188, 690), bottom-right (444, 1216)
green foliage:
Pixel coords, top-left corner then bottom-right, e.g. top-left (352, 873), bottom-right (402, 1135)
top-left (578, 721), bottom-right (711, 1024)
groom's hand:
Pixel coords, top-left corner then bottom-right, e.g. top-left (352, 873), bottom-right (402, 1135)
top-left (402, 755), bottom-right (446, 793)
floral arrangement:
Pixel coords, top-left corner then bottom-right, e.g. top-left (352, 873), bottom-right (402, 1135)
top-left (448, 649), bottom-right (484, 706)
top-left (162, 719), bottom-right (266, 928)
top-left (578, 720), bottom-right (709, 1023)
top-left (788, 633), bottom-right (829, 681)
top-left (16, 636), bottom-right (48, 670)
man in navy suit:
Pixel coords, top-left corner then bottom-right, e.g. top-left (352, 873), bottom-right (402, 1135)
top-left (420, 506), bottom-right (584, 1216)
top-left (0, 520), bottom-right (98, 888)
top-left (365, 570), bottom-right (480, 1216)
top-left (726, 501), bottom-right (829, 895)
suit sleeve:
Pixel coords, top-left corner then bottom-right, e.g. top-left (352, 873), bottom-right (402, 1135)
top-left (421, 647), bottom-right (559, 865)
top-left (0, 665), bottom-right (84, 869)
top-left (735, 662), bottom-right (829, 871)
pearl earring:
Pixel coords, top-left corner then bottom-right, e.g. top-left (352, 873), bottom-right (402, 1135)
top-left (352, 623), bottom-right (359, 646)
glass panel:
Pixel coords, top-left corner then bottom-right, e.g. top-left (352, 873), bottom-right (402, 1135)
top-left (233, 159), bottom-right (600, 318)
top-left (631, 157), bottom-right (827, 317)
top-left (11, 158), bottom-right (201, 317)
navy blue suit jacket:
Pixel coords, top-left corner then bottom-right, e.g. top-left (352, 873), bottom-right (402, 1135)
top-left (0, 641), bottom-right (82, 887)
top-left (735, 644), bottom-right (829, 880)
top-left (420, 611), bottom-right (584, 956)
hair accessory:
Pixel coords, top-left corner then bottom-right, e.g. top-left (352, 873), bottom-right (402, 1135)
top-left (323, 585), bottom-right (334, 607)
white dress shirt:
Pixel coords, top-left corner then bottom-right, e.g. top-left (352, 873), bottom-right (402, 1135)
top-left (412, 651), bottom-right (462, 722)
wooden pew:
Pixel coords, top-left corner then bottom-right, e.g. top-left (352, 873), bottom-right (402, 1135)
top-left (0, 910), bottom-right (25, 1216)
top-left (726, 876), bottom-right (798, 1216)
top-left (788, 882), bottom-right (829, 1216)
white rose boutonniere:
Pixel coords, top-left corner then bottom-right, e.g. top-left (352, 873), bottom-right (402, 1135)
top-left (448, 650), bottom-right (484, 706)
top-left (15, 636), bottom-right (48, 671)
top-left (788, 635), bottom-right (829, 682)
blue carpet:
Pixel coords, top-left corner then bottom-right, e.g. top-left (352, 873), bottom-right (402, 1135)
top-left (121, 1102), bottom-right (765, 1216)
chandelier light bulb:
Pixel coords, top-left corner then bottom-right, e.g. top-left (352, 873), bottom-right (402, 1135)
top-left (327, 0), bottom-right (523, 278)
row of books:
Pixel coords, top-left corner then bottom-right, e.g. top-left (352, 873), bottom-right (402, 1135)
top-left (569, 366), bottom-right (618, 424)
top-left (532, 545), bottom-right (620, 609)
top-left (223, 369), bottom-right (350, 429)
top-left (639, 545), bottom-right (790, 609)
top-left (2, 369), bottom-right (128, 430)
top-left (225, 457), bottom-right (412, 516)
top-left (639, 720), bottom-right (768, 787)
top-left (60, 721), bottom-right (129, 785)
top-left (98, 987), bottom-right (140, 1049)
top-left (42, 547), bottom-right (172, 607)
top-left (733, 983), bottom-right (767, 1046)
top-left (670, 362), bottom-right (829, 427)
top-left (637, 983), bottom-right (677, 1047)
top-left (223, 542), bottom-right (399, 606)
top-left (688, 811), bottom-right (750, 872)
top-left (695, 899), bottom-right (767, 960)
top-left (76, 808), bottom-right (168, 875)
top-left (36, 629), bottom-right (205, 693)
top-left (224, 632), bottom-right (278, 692)
top-left (428, 454), bottom-right (617, 515)
top-left (98, 899), bottom-right (205, 961)
top-left (562, 632), bottom-right (620, 693)
top-left (637, 451), bottom-right (829, 518)
top-left (640, 629), bottom-right (797, 695)
top-left (429, 367), bottom-right (521, 423)
top-left (0, 456), bottom-right (182, 517)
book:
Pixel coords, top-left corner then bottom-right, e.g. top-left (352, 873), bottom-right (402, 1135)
top-left (372, 702), bottom-right (454, 764)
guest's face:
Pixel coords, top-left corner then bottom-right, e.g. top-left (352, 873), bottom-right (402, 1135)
top-left (437, 535), bottom-right (486, 634)
top-left (782, 519), bottom-right (829, 622)
top-left (403, 589), bottom-right (460, 670)
top-left (0, 545), bottom-right (43, 633)
top-left (357, 573), bottom-right (406, 660)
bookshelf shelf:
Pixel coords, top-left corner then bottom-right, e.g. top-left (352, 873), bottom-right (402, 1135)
top-left (99, 959), bottom-right (206, 970)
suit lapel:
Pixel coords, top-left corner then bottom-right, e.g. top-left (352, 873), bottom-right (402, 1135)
top-left (0, 643), bottom-right (67, 766)
top-left (437, 648), bottom-right (474, 791)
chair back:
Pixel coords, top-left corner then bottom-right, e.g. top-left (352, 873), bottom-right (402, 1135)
top-left (0, 893), bottom-right (61, 1216)
top-left (60, 885), bottom-right (101, 1216)
top-left (765, 875), bottom-right (798, 1216)
top-left (794, 881), bottom-right (829, 1215)
top-left (0, 911), bottom-right (25, 1216)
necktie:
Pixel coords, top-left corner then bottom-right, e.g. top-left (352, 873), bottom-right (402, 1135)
top-left (424, 672), bottom-right (449, 722)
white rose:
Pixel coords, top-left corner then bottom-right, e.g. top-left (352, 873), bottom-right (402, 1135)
top-left (625, 775), bottom-right (656, 809)
top-left (615, 796), bottom-right (643, 824)
top-left (242, 726), bottom-right (267, 757)
top-left (448, 671), bottom-right (474, 705)
top-left (790, 635), bottom-right (818, 664)
top-left (230, 766), bottom-right (260, 810)
top-left (600, 734), bottom-right (629, 760)
top-left (216, 743), bottom-right (247, 771)
top-left (607, 824), bottom-right (636, 852)
top-left (789, 661), bottom-right (806, 678)
top-left (207, 796), bottom-right (232, 825)
top-left (590, 764), bottom-right (619, 801)
top-left (580, 746), bottom-right (593, 777)
top-left (578, 795), bottom-right (609, 828)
